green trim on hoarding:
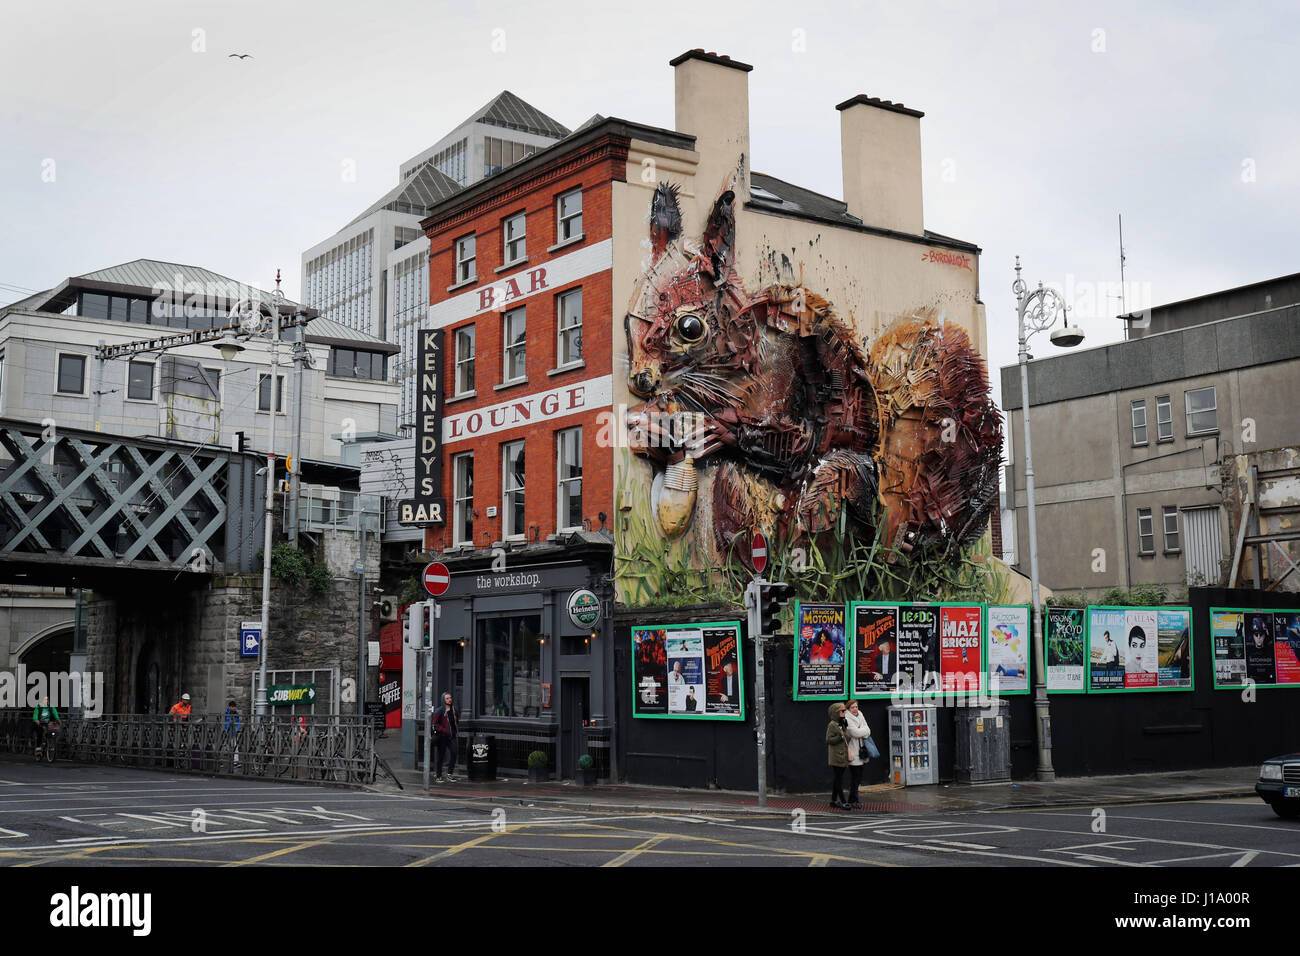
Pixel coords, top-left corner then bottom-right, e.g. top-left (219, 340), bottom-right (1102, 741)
top-left (1208, 606), bottom-right (1300, 691)
top-left (630, 620), bottom-right (746, 720)
top-left (1083, 605), bottom-right (1195, 694)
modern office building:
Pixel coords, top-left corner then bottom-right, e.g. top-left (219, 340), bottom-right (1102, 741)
top-left (300, 92), bottom-right (569, 432)
top-left (1002, 272), bottom-right (1300, 599)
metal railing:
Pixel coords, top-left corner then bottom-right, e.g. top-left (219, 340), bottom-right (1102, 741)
top-left (289, 485), bottom-right (383, 535)
top-left (0, 711), bottom-right (389, 785)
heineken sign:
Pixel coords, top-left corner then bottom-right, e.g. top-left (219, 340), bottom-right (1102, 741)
top-left (268, 683), bottom-right (317, 707)
top-left (567, 589), bottom-right (602, 629)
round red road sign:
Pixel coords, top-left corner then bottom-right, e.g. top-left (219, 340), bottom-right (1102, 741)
top-left (423, 562), bottom-right (450, 597)
top-left (751, 532), bottom-right (768, 574)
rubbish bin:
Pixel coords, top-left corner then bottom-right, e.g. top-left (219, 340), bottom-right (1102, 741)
top-left (467, 734), bottom-right (497, 781)
top-left (954, 701), bottom-right (1011, 783)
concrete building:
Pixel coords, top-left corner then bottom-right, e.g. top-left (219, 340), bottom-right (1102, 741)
top-left (0, 259), bottom-right (400, 708)
top-left (389, 50), bottom-right (994, 780)
top-left (1002, 272), bottom-right (1300, 600)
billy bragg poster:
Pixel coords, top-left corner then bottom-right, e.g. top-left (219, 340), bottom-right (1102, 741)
top-left (1088, 607), bottom-right (1127, 691)
top-left (632, 622), bottom-right (745, 719)
top-left (852, 604), bottom-right (898, 696)
top-left (794, 603), bottom-right (847, 699)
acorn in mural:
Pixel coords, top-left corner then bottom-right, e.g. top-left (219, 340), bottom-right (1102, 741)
top-left (624, 181), bottom-right (1002, 565)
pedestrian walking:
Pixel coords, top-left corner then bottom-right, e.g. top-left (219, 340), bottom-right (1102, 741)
top-left (825, 702), bottom-right (850, 810)
top-left (432, 691), bottom-right (459, 782)
top-left (843, 700), bottom-right (871, 809)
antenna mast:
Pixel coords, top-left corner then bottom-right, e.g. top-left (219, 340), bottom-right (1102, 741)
top-left (1118, 214), bottom-right (1128, 340)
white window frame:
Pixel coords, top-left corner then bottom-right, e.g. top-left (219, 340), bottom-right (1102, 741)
top-left (452, 452), bottom-right (474, 546)
top-left (502, 440), bottom-right (526, 540)
top-left (257, 373), bottom-right (286, 414)
top-left (503, 212), bottom-right (526, 265)
top-left (456, 234), bottom-right (476, 284)
top-left (556, 288), bottom-right (582, 368)
top-left (1162, 506), bottom-right (1181, 553)
top-left (1185, 386), bottom-right (1218, 436)
top-left (556, 188), bottom-right (582, 243)
top-left (556, 427), bottom-right (582, 532)
top-left (1137, 507), bottom-right (1154, 555)
top-left (126, 359), bottom-right (156, 403)
top-left (502, 307), bottom-right (526, 384)
top-left (454, 325), bottom-right (476, 396)
top-left (55, 351), bottom-right (89, 397)
top-left (1155, 394), bottom-right (1173, 442)
top-left (1130, 399), bottom-right (1148, 446)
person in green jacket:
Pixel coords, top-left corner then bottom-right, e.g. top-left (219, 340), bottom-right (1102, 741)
top-left (32, 696), bottom-right (60, 755)
top-left (825, 702), bottom-right (850, 810)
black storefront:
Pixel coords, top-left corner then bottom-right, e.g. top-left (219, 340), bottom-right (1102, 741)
top-left (403, 534), bottom-right (615, 780)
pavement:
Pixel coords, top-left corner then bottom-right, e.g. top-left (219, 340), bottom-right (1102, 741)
top-left (371, 735), bottom-right (1259, 816)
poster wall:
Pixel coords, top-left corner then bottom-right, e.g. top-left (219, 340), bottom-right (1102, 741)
top-left (1045, 607), bottom-right (1086, 692)
top-left (1087, 605), bottom-right (1194, 693)
top-left (632, 621), bottom-right (745, 719)
top-left (986, 605), bottom-right (1030, 695)
top-left (1210, 608), bottom-right (1300, 689)
top-left (793, 603), bottom-right (848, 699)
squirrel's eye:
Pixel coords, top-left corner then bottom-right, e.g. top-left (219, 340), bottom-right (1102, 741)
top-left (676, 313), bottom-right (706, 343)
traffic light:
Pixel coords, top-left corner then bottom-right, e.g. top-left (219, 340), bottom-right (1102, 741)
top-left (758, 581), bottom-right (795, 637)
top-left (404, 601), bottom-right (426, 648)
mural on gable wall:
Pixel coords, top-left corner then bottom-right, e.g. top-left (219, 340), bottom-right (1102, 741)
top-left (617, 180), bottom-right (1002, 604)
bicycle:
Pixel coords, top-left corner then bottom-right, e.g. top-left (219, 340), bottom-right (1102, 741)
top-left (34, 722), bottom-right (59, 764)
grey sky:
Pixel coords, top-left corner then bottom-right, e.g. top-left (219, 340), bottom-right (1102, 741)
top-left (2, 0), bottom-right (1296, 407)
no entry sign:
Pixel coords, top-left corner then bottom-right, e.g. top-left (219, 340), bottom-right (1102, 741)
top-left (751, 532), bottom-right (768, 574)
top-left (423, 562), bottom-right (450, 596)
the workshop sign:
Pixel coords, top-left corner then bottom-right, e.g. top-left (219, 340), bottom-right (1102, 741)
top-left (398, 328), bottom-right (447, 526)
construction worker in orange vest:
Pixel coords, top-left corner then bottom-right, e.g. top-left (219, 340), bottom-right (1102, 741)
top-left (168, 693), bottom-right (192, 723)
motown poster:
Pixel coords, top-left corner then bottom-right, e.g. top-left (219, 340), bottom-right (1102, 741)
top-left (986, 605), bottom-right (1030, 694)
top-left (1045, 607), bottom-right (1086, 692)
top-left (939, 605), bottom-right (983, 693)
top-left (794, 603), bottom-right (847, 699)
top-left (633, 621), bottom-right (745, 719)
top-left (852, 604), bottom-right (899, 697)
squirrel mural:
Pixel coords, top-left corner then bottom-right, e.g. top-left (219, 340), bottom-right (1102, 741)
top-left (624, 181), bottom-right (1002, 565)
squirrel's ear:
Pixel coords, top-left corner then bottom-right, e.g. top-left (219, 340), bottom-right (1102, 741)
top-left (701, 189), bottom-right (737, 280)
top-left (649, 181), bottom-right (683, 262)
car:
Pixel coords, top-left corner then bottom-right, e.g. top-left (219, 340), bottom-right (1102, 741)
top-left (1256, 754), bottom-right (1300, 819)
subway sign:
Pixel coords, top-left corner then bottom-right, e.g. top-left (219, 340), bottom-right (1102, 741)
top-left (268, 683), bottom-right (317, 707)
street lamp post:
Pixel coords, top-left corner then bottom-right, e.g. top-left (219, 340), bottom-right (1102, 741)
top-left (1013, 256), bottom-right (1084, 782)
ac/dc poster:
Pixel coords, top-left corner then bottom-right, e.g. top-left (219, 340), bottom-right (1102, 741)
top-left (852, 604), bottom-right (898, 696)
top-left (632, 628), bottom-right (667, 715)
top-left (794, 603), bottom-right (847, 699)
top-left (896, 605), bottom-right (939, 692)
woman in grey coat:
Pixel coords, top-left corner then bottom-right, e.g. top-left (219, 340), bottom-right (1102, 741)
top-left (825, 702), bottom-right (850, 810)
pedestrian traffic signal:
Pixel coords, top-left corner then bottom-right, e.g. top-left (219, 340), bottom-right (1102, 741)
top-left (759, 581), bottom-right (795, 637)
top-left (404, 601), bottom-right (427, 648)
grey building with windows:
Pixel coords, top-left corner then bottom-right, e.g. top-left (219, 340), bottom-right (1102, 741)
top-left (0, 259), bottom-right (400, 680)
top-left (1001, 272), bottom-right (1300, 599)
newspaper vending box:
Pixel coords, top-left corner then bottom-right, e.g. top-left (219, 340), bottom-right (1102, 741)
top-left (888, 704), bottom-right (937, 786)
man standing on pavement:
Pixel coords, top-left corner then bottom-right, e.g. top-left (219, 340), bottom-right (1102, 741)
top-left (432, 691), bottom-right (459, 782)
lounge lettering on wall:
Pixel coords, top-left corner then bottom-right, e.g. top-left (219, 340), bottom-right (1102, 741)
top-left (398, 328), bottom-right (447, 526)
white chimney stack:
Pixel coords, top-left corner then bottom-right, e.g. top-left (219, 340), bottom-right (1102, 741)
top-left (837, 94), bottom-right (924, 235)
top-left (670, 49), bottom-right (752, 204)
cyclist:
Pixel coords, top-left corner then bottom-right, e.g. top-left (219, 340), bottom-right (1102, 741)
top-left (32, 696), bottom-right (60, 756)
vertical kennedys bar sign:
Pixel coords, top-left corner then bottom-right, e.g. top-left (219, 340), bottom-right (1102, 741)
top-left (398, 328), bottom-right (447, 525)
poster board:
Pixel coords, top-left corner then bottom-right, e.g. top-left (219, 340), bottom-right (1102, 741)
top-left (1210, 607), bottom-right (1300, 690)
top-left (793, 602), bottom-right (848, 700)
top-left (1085, 605), bottom-right (1193, 693)
top-left (985, 605), bottom-right (1031, 695)
top-left (632, 620), bottom-right (745, 719)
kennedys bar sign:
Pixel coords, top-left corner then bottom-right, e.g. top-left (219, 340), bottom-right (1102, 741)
top-left (398, 328), bottom-right (447, 526)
